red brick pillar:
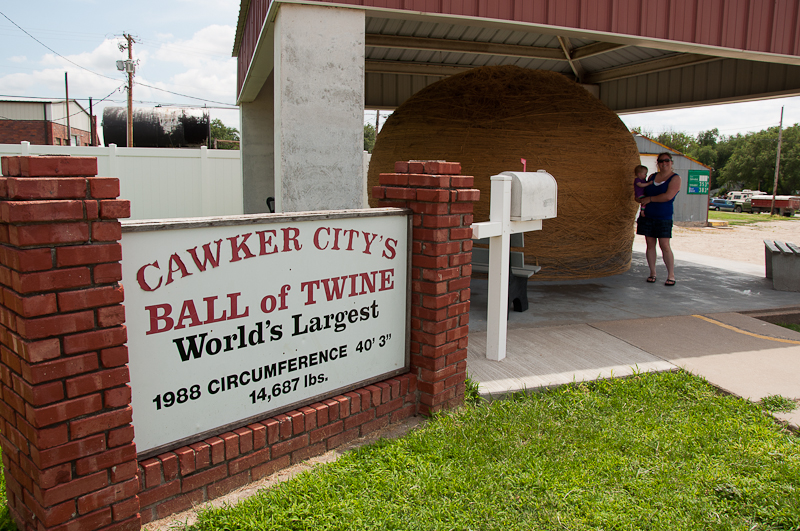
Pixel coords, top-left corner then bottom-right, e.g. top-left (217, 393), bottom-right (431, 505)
top-left (373, 161), bottom-right (479, 415)
top-left (0, 156), bottom-right (139, 531)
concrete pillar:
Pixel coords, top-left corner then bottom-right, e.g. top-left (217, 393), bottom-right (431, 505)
top-left (273, 4), bottom-right (365, 212)
top-left (0, 156), bottom-right (138, 531)
top-left (240, 73), bottom-right (274, 215)
top-left (373, 161), bottom-right (480, 415)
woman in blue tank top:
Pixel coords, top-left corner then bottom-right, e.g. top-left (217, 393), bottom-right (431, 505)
top-left (636, 152), bottom-right (681, 286)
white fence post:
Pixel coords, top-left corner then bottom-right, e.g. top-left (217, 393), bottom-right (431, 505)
top-left (108, 144), bottom-right (118, 179)
top-left (200, 145), bottom-right (212, 215)
top-left (473, 176), bottom-right (512, 361)
top-left (21, 141), bottom-right (29, 156)
top-left (471, 172), bottom-right (555, 361)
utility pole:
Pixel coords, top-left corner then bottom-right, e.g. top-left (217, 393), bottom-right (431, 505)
top-left (770, 106), bottom-right (784, 216)
top-left (89, 97), bottom-right (94, 146)
top-left (119, 34), bottom-right (136, 147)
top-left (65, 72), bottom-right (72, 146)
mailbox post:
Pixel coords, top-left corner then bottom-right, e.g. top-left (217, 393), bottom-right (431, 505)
top-left (472, 171), bottom-right (557, 361)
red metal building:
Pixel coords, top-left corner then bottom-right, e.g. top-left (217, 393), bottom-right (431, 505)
top-left (234, 0), bottom-right (800, 111)
top-left (0, 97), bottom-right (99, 146)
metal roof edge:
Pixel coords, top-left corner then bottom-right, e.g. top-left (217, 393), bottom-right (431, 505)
top-left (633, 133), bottom-right (712, 170)
top-left (232, 1), bottom-right (800, 65)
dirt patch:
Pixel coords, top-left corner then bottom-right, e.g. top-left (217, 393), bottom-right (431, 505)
top-left (668, 220), bottom-right (800, 265)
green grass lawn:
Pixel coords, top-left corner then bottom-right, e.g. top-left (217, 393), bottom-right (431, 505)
top-left (0, 371), bottom-right (795, 531)
top-left (0, 448), bottom-right (9, 531)
top-left (183, 371), bottom-right (799, 531)
top-left (707, 211), bottom-right (798, 226)
top-left (778, 323), bottom-right (800, 334)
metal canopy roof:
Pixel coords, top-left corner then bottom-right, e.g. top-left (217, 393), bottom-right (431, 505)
top-left (361, 14), bottom-right (800, 113)
top-left (234, 1), bottom-right (800, 114)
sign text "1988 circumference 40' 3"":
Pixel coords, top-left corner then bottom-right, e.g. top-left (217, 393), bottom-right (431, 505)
top-left (122, 212), bottom-right (409, 454)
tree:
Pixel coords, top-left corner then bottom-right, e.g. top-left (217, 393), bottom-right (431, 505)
top-left (770, 124), bottom-right (800, 194)
top-left (364, 123), bottom-right (376, 153)
top-left (696, 128), bottom-right (719, 147)
top-left (654, 130), bottom-right (697, 154)
top-left (632, 124), bottom-right (800, 194)
top-left (689, 128), bottom-right (718, 166)
top-left (210, 119), bottom-right (240, 150)
top-left (715, 126), bottom-right (800, 193)
top-left (684, 129), bottom-right (721, 188)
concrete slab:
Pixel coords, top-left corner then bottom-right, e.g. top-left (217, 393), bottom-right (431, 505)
top-left (469, 251), bottom-right (799, 332)
top-left (467, 250), bottom-right (800, 430)
top-left (591, 315), bottom-right (796, 359)
top-left (632, 240), bottom-right (763, 276)
top-left (704, 311), bottom-right (800, 340)
top-left (467, 324), bottom-right (674, 396)
top-left (775, 409), bottom-right (800, 430)
top-left (668, 346), bottom-right (800, 402)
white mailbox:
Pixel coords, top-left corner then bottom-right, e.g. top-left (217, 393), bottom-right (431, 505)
top-left (503, 170), bottom-right (558, 221)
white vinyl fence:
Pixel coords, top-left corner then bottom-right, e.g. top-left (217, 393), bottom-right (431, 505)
top-left (0, 142), bottom-right (243, 220)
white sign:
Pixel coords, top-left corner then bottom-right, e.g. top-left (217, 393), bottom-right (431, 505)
top-left (122, 211), bottom-right (409, 454)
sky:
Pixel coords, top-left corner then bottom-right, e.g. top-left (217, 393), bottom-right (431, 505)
top-left (3, 2), bottom-right (800, 145)
top-left (0, 1), bottom-right (242, 142)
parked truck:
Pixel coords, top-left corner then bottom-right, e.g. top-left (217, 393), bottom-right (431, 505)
top-left (746, 195), bottom-right (800, 216)
top-left (727, 190), bottom-right (760, 212)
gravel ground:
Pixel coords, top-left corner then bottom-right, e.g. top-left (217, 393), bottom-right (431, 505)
top-left (668, 219), bottom-right (800, 265)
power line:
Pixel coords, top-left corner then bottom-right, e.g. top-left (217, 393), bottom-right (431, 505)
top-left (0, 11), bottom-right (237, 108)
top-left (134, 81), bottom-right (236, 106)
top-left (0, 10), bottom-right (119, 82)
top-left (0, 93), bottom-right (236, 110)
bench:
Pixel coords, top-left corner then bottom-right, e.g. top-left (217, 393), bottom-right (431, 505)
top-left (472, 233), bottom-right (541, 312)
top-left (764, 240), bottom-right (800, 292)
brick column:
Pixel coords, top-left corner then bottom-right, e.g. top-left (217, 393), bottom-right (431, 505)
top-left (373, 161), bottom-right (479, 415)
top-left (0, 156), bottom-right (138, 531)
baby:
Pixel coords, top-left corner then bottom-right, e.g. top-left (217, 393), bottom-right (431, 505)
top-left (633, 164), bottom-right (650, 216)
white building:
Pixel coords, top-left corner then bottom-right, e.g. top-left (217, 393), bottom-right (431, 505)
top-left (634, 133), bottom-right (710, 226)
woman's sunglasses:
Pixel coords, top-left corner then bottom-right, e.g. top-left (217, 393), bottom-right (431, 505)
top-left (657, 159), bottom-right (672, 163)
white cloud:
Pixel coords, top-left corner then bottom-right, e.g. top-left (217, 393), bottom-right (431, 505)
top-left (117, 25), bottom-right (239, 105)
top-left (175, 0), bottom-right (239, 14)
top-left (154, 25), bottom-right (235, 67)
top-left (620, 96), bottom-right (800, 138)
top-left (128, 63), bottom-right (236, 106)
top-left (39, 38), bottom-right (125, 74)
top-left (9, 56), bottom-right (27, 63)
top-left (0, 67), bottom-right (121, 100)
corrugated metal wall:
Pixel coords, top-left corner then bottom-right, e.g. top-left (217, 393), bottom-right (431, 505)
top-left (238, 0), bottom-right (800, 93)
top-left (365, 73), bottom-right (445, 109)
top-left (49, 101), bottom-right (92, 131)
top-left (238, 0), bottom-right (800, 108)
top-left (0, 101), bottom-right (93, 132)
top-left (238, 0), bottom-right (272, 96)
top-left (364, 56), bottom-right (800, 112)
top-left (601, 57), bottom-right (800, 112)
top-left (0, 102), bottom-right (47, 121)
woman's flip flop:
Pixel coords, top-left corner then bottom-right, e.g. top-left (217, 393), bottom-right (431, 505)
top-left (646, 276), bottom-right (657, 283)
top-left (665, 279), bottom-right (676, 286)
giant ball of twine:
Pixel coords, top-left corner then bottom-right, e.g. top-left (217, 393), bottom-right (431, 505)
top-left (368, 65), bottom-right (640, 280)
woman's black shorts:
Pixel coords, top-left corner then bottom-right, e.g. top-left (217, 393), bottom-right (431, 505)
top-left (636, 216), bottom-right (673, 238)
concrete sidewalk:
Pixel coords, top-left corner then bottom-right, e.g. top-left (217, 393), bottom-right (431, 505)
top-left (467, 249), bottom-right (800, 430)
